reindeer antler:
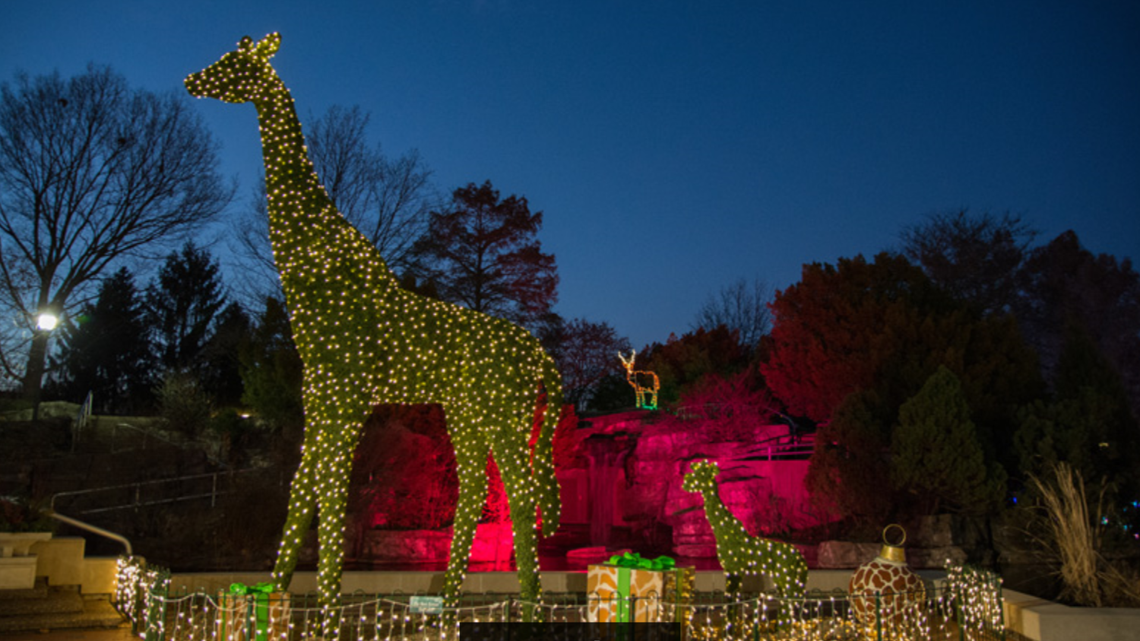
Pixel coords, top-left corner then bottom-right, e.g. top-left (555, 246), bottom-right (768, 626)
top-left (617, 350), bottom-right (635, 369)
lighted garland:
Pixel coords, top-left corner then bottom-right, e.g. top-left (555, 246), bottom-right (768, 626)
top-left (681, 460), bottom-right (807, 599)
top-left (185, 33), bottom-right (562, 610)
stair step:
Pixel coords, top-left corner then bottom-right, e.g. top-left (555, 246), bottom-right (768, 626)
top-left (0, 598), bottom-right (126, 633)
top-left (0, 588), bottom-right (83, 616)
top-left (0, 580), bottom-right (48, 601)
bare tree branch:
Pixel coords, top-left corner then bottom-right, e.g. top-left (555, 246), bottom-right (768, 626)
top-left (0, 64), bottom-right (232, 392)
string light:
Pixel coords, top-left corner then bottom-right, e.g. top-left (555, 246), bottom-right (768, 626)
top-left (681, 460), bottom-right (808, 603)
top-left (618, 350), bottom-right (660, 410)
top-left (185, 32), bottom-right (563, 611)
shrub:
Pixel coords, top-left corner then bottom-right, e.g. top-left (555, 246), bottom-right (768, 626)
top-left (155, 370), bottom-right (212, 438)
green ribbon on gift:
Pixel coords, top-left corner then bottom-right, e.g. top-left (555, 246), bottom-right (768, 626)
top-left (229, 582), bottom-right (274, 595)
top-left (228, 583), bottom-right (275, 641)
top-left (605, 553), bottom-right (678, 623)
top-left (607, 552), bottom-right (676, 571)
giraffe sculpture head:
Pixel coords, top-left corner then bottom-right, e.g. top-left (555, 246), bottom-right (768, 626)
top-left (682, 459), bottom-right (719, 494)
top-left (185, 33), bottom-right (282, 104)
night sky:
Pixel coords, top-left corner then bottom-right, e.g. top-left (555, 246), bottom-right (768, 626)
top-left (4, 1), bottom-right (1138, 349)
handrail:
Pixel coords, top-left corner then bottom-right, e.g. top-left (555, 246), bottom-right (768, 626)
top-left (50, 468), bottom-right (257, 513)
top-left (71, 391), bottom-right (94, 452)
top-left (110, 421), bottom-right (188, 453)
top-left (98, 420), bottom-right (229, 468)
top-left (48, 510), bottom-right (132, 555)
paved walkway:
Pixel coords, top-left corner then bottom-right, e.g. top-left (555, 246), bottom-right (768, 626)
top-left (0, 624), bottom-right (136, 641)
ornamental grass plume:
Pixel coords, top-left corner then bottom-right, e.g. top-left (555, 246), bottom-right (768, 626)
top-left (1028, 462), bottom-right (1140, 608)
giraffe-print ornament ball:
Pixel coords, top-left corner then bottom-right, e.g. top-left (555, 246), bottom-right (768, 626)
top-left (848, 524), bottom-right (926, 626)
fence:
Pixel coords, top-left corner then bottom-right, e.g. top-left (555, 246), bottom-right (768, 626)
top-left (115, 557), bottom-right (1005, 641)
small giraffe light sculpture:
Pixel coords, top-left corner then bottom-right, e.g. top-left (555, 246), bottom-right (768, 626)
top-left (681, 460), bottom-right (807, 600)
top-left (618, 350), bottom-right (660, 410)
top-left (185, 33), bottom-right (562, 609)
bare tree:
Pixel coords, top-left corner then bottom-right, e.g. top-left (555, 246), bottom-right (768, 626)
top-left (232, 105), bottom-right (436, 302)
top-left (555, 318), bottom-right (632, 410)
top-left (900, 210), bottom-right (1036, 315)
top-left (0, 65), bottom-right (232, 403)
top-left (692, 277), bottom-right (772, 351)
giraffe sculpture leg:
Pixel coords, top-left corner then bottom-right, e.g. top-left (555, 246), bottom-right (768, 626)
top-left (272, 389), bottom-right (370, 607)
top-left (315, 435), bottom-right (356, 616)
top-left (492, 417), bottom-right (542, 616)
top-left (272, 423), bottom-right (321, 590)
top-left (441, 408), bottom-right (489, 610)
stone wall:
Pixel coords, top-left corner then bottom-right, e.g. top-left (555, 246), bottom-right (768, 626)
top-left (565, 411), bottom-right (831, 557)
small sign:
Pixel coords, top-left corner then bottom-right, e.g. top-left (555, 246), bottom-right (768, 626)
top-left (409, 595), bottom-right (443, 615)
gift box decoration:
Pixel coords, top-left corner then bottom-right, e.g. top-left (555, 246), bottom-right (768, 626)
top-left (587, 553), bottom-right (694, 623)
top-left (217, 582), bottom-right (291, 641)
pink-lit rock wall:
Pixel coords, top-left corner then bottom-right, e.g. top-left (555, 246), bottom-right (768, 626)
top-left (352, 409), bottom-right (836, 566)
top-left (558, 410), bottom-right (833, 558)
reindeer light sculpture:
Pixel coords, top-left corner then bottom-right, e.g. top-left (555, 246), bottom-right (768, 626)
top-left (618, 350), bottom-right (660, 410)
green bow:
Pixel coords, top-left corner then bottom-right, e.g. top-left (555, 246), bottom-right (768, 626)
top-left (607, 552), bottom-right (676, 571)
top-left (229, 582), bottom-right (274, 595)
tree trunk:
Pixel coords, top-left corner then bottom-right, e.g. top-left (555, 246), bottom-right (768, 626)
top-left (22, 331), bottom-right (50, 420)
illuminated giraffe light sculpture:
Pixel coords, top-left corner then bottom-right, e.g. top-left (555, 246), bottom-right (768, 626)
top-left (618, 350), bottom-right (660, 410)
top-left (682, 460), bottom-right (807, 601)
top-left (185, 33), bottom-right (562, 609)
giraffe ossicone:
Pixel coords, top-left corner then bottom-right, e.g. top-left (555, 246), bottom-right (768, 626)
top-left (186, 32), bottom-right (563, 610)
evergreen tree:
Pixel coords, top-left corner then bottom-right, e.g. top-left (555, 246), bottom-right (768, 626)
top-left (50, 267), bottom-right (153, 413)
top-left (891, 366), bottom-right (1005, 515)
top-left (240, 297), bottom-right (304, 436)
top-left (804, 389), bottom-right (893, 526)
top-left (1016, 324), bottom-right (1139, 509)
top-left (145, 242), bottom-right (227, 376)
top-left (199, 302), bottom-right (251, 408)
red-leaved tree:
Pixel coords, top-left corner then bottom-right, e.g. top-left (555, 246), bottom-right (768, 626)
top-left (412, 180), bottom-right (558, 330)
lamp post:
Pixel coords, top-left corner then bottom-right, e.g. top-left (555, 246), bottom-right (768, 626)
top-left (26, 310), bottom-right (59, 422)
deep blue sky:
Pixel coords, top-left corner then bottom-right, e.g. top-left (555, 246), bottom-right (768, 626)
top-left (4, 1), bottom-right (1138, 349)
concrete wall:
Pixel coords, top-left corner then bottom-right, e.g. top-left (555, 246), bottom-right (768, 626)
top-left (29, 535), bottom-right (118, 595)
top-left (1003, 588), bottom-right (1140, 641)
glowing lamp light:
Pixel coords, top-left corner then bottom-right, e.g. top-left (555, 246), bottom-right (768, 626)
top-left (36, 312), bottom-right (59, 331)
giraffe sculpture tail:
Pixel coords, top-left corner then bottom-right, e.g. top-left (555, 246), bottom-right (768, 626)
top-left (533, 353), bottom-right (563, 537)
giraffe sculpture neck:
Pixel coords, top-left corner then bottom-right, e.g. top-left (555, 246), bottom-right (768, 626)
top-left (251, 72), bottom-right (398, 292)
top-left (702, 486), bottom-right (751, 540)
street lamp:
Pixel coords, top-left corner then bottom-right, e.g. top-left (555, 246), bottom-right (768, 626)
top-left (29, 309), bottom-right (60, 421)
top-left (36, 312), bottom-right (58, 332)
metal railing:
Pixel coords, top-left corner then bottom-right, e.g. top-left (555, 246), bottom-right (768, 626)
top-left (51, 469), bottom-right (259, 515)
top-left (115, 558), bottom-right (1005, 641)
top-left (49, 510), bottom-right (132, 554)
top-left (71, 391), bottom-right (94, 451)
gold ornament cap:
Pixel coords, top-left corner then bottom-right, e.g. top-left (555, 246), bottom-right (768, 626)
top-left (878, 524), bottom-right (907, 564)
